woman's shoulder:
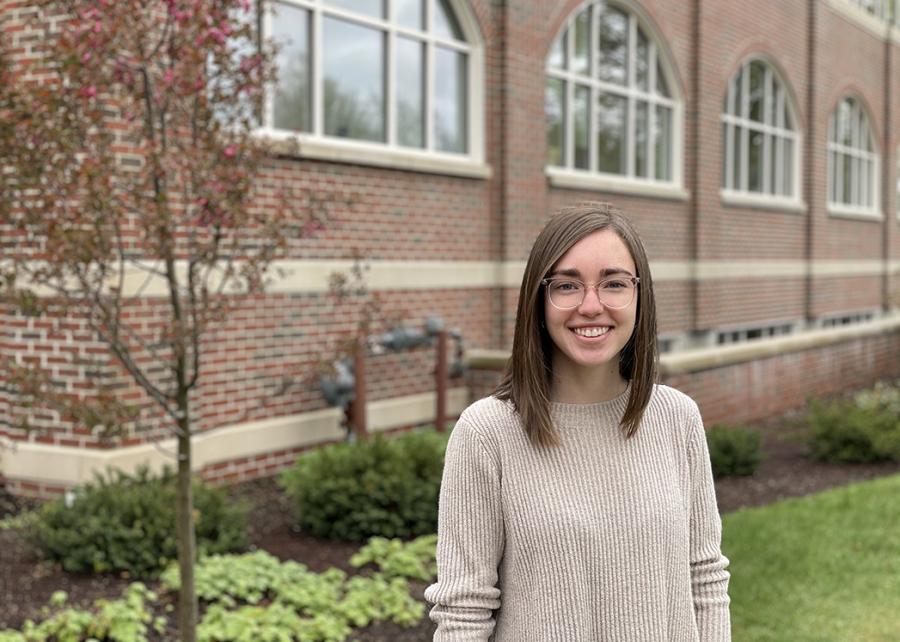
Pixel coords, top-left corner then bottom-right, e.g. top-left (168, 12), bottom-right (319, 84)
top-left (647, 384), bottom-right (702, 419)
top-left (458, 395), bottom-right (519, 430)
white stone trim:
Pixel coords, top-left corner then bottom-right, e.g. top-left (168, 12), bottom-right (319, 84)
top-left (823, 0), bottom-right (897, 40)
top-left (719, 189), bottom-right (807, 214)
top-left (546, 167), bottom-right (690, 201)
top-left (0, 388), bottom-right (468, 489)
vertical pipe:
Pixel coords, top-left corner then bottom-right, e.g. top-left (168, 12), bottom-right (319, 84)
top-left (435, 329), bottom-right (448, 432)
top-left (351, 337), bottom-right (368, 440)
top-left (882, 20), bottom-right (893, 312)
top-left (804, 0), bottom-right (817, 322)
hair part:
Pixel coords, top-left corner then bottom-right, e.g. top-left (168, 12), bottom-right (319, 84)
top-left (494, 202), bottom-right (659, 448)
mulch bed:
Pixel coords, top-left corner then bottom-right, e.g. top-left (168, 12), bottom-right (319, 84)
top-left (3, 408), bottom-right (900, 639)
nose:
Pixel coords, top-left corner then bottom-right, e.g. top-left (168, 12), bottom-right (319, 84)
top-left (577, 286), bottom-right (605, 315)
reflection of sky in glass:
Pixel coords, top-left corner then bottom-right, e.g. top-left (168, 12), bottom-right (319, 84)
top-left (573, 8), bottom-right (590, 75)
top-left (434, 0), bottom-right (463, 40)
top-left (395, 0), bottom-right (423, 29)
top-left (323, 18), bottom-right (384, 141)
top-left (597, 93), bottom-right (626, 173)
top-left (548, 33), bottom-right (565, 69)
top-left (635, 30), bottom-right (648, 91)
top-left (323, 0), bottom-right (384, 19)
top-left (434, 47), bottom-right (467, 153)
top-left (396, 37), bottom-right (424, 148)
top-left (272, 3), bottom-right (310, 132)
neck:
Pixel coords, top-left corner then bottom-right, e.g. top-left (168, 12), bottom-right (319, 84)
top-left (550, 358), bottom-right (628, 404)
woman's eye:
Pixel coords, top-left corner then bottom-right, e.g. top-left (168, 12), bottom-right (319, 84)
top-left (603, 279), bottom-right (628, 290)
top-left (555, 281), bottom-right (581, 292)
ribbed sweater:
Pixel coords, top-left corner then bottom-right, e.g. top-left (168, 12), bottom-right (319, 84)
top-left (424, 384), bottom-right (730, 641)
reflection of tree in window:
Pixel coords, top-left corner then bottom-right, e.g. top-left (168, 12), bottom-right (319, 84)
top-left (323, 18), bottom-right (384, 142)
top-left (545, 2), bottom-right (677, 182)
top-left (396, 37), bottom-right (424, 148)
top-left (435, 47), bottom-right (467, 153)
top-left (272, 3), bottom-right (310, 132)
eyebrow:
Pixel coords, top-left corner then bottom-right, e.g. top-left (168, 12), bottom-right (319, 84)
top-left (548, 267), bottom-right (635, 279)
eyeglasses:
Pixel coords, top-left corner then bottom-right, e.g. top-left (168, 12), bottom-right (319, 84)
top-left (541, 276), bottom-right (640, 310)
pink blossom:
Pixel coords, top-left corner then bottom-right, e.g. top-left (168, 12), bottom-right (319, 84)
top-left (207, 27), bottom-right (226, 45)
top-left (223, 145), bottom-right (237, 158)
top-left (163, 69), bottom-right (174, 85)
top-left (81, 51), bottom-right (91, 63)
top-left (81, 86), bottom-right (97, 98)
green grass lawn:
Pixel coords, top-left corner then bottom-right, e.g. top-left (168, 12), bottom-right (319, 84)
top-left (723, 474), bottom-right (900, 642)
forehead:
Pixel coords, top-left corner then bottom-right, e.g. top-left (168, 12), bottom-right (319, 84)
top-left (551, 229), bottom-right (636, 274)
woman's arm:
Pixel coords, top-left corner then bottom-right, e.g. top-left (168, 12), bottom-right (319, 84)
top-left (424, 414), bottom-right (505, 642)
top-left (687, 408), bottom-right (732, 641)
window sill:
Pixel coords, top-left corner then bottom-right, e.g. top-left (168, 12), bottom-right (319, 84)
top-left (254, 130), bottom-right (492, 180)
top-left (719, 190), bottom-right (807, 214)
top-left (546, 168), bottom-right (689, 201)
top-left (826, 205), bottom-right (883, 221)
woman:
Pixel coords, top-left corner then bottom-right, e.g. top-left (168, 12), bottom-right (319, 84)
top-left (424, 202), bottom-right (731, 641)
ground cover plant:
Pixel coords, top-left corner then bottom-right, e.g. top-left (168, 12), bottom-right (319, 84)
top-left (724, 473), bottom-right (900, 641)
top-left (0, 536), bottom-right (438, 642)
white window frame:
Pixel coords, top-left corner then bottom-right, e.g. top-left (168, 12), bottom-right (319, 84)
top-left (720, 57), bottom-right (803, 212)
top-left (256, 0), bottom-right (489, 179)
top-left (544, 0), bottom-right (686, 201)
top-left (826, 95), bottom-right (881, 220)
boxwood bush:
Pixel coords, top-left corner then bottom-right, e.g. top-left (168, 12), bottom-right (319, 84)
top-left (30, 466), bottom-right (247, 577)
top-left (807, 381), bottom-right (900, 464)
top-left (280, 429), bottom-right (449, 541)
top-left (706, 424), bottom-right (763, 478)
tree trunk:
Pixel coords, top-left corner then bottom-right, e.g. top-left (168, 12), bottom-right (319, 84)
top-left (175, 392), bottom-right (198, 642)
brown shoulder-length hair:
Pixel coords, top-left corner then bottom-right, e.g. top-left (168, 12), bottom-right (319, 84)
top-left (494, 202), bottom-right (658, 447)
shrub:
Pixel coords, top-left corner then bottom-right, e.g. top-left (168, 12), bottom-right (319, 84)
top-left (807, 382), bottom-right (900, 464)
top-left (280, 429), bottom-right (449, 541)
top-left (706, 424), bottom-right (763, 478)
top-left (30, 466), bottom-right (247, 577)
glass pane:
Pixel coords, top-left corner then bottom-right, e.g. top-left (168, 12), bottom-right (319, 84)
top-left (732, 72), bottom-right (742, 117)
top-left (272, 3), bottom-right (311, 132)
top-left (764, 77), bottom-right (776, 126)
top-left (732, 125), bottom-right (743, 188)
top-left (748, 129), bottom-right (763, 192)
top-left (839, 100), bottom-right (853, 146)
top-left (324, 0), bottom-right (385, 19)
top-left (395, 0), bottom-right (423, 29)
top-left (783, 101), bottom-right (791, 129)
top-left (769, 134), bottom-right (777, 195)
top-left (828, 150), bottom-right (837, 202)
top-left (656, 61), bottom-right (669, 96)
top-left (434, 47), bottom-right (467, 153)
top-left (597, 92), bottom-right (627, 174)
top-left (598, 6), bottom-right (627, 85)
top-left (574, 86), bottom-right (590, 169)
top-left (433, 0), bottom-right (464, 41)
top-left (636, 29), bottom-right (649, 91)
top-left (545, 78), bottom-right (565, 166)
top-left (323, 18), bottom-right (385, 142)
top-left (635, 101), bottom-right (648, 178)
top-left (748, 62), bottom-right (764, 123)
top-left (655, 105), bottom-right (671, 180)
top-left (842, 153), bottom-right (852, 204)
top-left (549, 33), bottom-right (566, 69)
top-left (396, 37), bottom-right (424, 148)
top-left (721, 122), bottom-right (728, 187)
top-left (860, 157), bottom-right (869, 207)
top-left (573, 8), bottom-right (591, 75)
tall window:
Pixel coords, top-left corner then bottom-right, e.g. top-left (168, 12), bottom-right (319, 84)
top-left (827, 96), bottom-right (879, 214)
top-left (721, 59), bottom-right (799, 200)
top-left (545, 2), bottom-right (679, 183)
top-left (265, 0), bottom-right (473, 155)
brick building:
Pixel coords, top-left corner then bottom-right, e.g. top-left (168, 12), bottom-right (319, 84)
top-left (2, 0), bottom-right (900, 496)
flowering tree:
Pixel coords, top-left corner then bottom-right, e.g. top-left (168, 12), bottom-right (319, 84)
top-left (0, 1), bottom-right (324, 638)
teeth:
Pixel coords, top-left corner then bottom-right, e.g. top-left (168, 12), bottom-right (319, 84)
top-left (573, 326), bottom-right (610, 338)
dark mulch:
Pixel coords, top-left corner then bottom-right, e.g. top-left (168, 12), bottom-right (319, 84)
top-left (3, 408), bottom-right (900, 640)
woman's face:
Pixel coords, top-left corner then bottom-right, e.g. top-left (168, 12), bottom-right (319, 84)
top-left (543, 229), bottom-right (638, 376)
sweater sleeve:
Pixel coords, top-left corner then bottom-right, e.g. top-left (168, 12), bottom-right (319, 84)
top-left (686, 407), bottom-right (732, 642)
top-left (424, 412), bottom-right (504, 642)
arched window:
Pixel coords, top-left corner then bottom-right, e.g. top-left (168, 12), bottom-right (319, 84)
top-left (545, 2), bottom-right (681, 185)
top-left (721, 58), bottom-right (800, 201)
top-left (264, 0), bottom-right (479, 158)
top-left (827, 96), bottom-right (879, 215)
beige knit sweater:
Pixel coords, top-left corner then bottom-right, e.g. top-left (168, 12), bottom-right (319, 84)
top-left (424, 384), bottom-right (730, 641)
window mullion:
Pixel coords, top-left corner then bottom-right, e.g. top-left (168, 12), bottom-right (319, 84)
top-left (648, 42), bottom-right (657, 180)
top-left (740, 66), bottom-right (749, 191)
top-left (313, 6), bottom-right (323, 135)
top-left (387, 27), bottom-right (396, 146)
top-left (626, 15), bottom-right (636, 177)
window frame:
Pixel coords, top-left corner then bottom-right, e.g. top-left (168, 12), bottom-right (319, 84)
top-left (257, 0), bottom-right (488, 178)
top-left (720, 56), bottom-right (803, 211)
top-left (544, 0), bottom-right (686, 200)
top-left (826, 95), bottom-right (881, 220)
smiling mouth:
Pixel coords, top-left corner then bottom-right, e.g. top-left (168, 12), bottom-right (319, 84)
top-left (572, 326), bottom-right (611, 338)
